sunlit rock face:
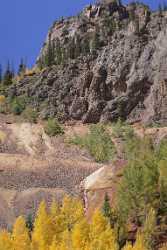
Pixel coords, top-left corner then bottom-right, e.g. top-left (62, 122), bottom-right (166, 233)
top-left (8, 2), bottom-right (167, 125)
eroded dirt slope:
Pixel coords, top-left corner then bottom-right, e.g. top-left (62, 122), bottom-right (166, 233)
top-left (0, 115), bottom-right (101, 227)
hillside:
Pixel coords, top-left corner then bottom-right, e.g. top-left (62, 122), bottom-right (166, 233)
top-left (5, 0), bottom-right (167, 125)
top-left (1, 0), bottom-right (167, 249)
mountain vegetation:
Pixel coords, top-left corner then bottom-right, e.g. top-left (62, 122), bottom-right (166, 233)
top-left (1, 0), bottom-right (167, 249)
top-left (0, 196), bottom-right (163, 250)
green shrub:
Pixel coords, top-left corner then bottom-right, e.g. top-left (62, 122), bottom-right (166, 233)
top-left (10, 97), bottom-right (25, 115)
top-left (44, 118), bottom-right (64, 137)
top-left (22, 107), bottom-right (38, 123)
top-left (112, 119), bottom-right (134, 139)
top-left (70, 124), bottom-right (116, 162)
top-left (117, 147), bottom-right (159, 226)
top-left (116, 136), bottom-right (167, 231)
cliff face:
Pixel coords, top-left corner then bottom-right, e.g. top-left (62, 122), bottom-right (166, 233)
top-left (9, 1), bottom-right (167, 124)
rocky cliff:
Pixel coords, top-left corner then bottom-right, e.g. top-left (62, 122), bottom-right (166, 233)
top-left (8, 0), bottom-right (167, 125)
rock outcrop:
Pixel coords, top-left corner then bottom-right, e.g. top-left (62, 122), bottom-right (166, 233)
top-left (8, 1), bottom-right (167, 125)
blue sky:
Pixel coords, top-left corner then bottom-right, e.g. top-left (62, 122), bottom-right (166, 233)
top-left (0, 0), bottom-right (160, 71)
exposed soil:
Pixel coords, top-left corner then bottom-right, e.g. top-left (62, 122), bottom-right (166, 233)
top-left (0, 115), bottom-right (101, 227)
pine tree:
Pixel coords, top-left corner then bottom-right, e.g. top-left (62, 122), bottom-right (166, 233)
top-left (74, 35), bottom-right (81, 58)
top-left (45, 35), bottom-right (55, 67)
top-left (102, 193), bottom-right (117, 228)
top-left (159, 3), bottom-right (163, 16)
top-left (90, 30), bottom-right (100, 54)
top-left (55, 39), bottom-right (63, 65)
top-left (117, 148), bottom-right (159, 226)
top-left (18, 58), bottom-right (26, 76)
top-left (142, 208), bottom-right (156, 250)
top-left (3, 61), bottom-right (13, 86)
top-left (68, 38), bottom-right (76, 59)
top-left (26, 214), bottom-right (34, 232)
top-left (102, 193), bottom-right (112, 219)
top-left (12, 216), bottom-right (31, 250)
top-left (81, 39), bottom-right (90, 55)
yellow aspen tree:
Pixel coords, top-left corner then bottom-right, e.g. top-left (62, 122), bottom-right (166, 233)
top-left (72, 218), bottom-right (90, 250)
top-left (0, 95), bottom-right (6, 104)
top-left (50, 200), bottom-right (59, 218)
top-left (123, 242), bottom-right (133, 250)
top-left (49, 236), bottom-right (61, 250)
top-left (98, 225), bottom-right (118, 250)
top-left (59, 229), bottom-right (72, 250)
top-left (90, 209), bottom-right (108, 237)
top-left (89, 209), bottom-right (108, 250)
top-left (0, 230), bottom-right (12, 250)
top-left (49, 200), bottom-right (66, 245)
top-left (133, 232), bottom-right (148, 250)
top-left (50, 230), bottom-right (72, 250)
top-left (32, 201), bottom-right (53, 250)
top-left (61, 196), bottom-right (84, 231)
top-left (12, 216), bottom-right (31, 250)
top-left (0, 95), bottom-right (6, 113)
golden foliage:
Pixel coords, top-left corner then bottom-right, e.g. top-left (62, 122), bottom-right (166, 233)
top-left (0, 230), bottom-right (12, 250)
top-left (12, 216), bottom-right (31, 250)
top-left (0, 95), bottom-right (6, 105)
top-left (0, 197), bottom-right (154, 250)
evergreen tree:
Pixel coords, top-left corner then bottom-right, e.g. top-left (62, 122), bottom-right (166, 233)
top-left (81, 39), bottom-right (90, 55)
top-left (3, 61), bottom-right (13, 86)
top-left (55, 39), bottom-right (63, 65)
top-left (45, 35), bottom-right (55, 67)
top-left (117, 147), bottom-right (159, 226)
top-left (159, 3), bottom-right (163, 16)
top-left (142, 208), bottom-right (156, 250)
top-left (26, 214), bottom-right (34, 232)
top-left (68, 38), bottom-right (76, 59)
top-left (102, 193), bottom-right (112, 219)
top-left (18, 58), bottom-right (26, 76)
top-left (74, 35), bottom-right (81, 58)
top-left (102, 193), bottom-right (117, 228)
top-left (90, 31), bottom-right (100, 54)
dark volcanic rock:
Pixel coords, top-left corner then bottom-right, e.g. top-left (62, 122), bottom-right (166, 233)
top-left (8, 2), bottom-right (167, 125)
